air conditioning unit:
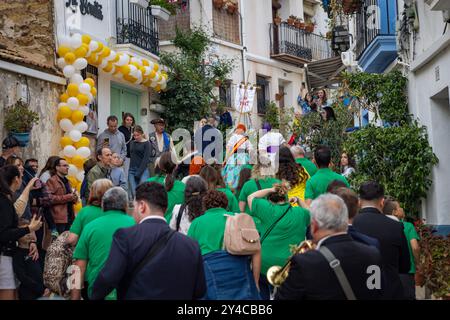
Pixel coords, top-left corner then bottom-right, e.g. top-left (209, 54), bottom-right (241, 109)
top-left (341, 51), bottom-right (355, 67)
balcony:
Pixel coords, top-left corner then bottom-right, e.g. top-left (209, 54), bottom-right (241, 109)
top-left (115, 0), bottom-right (159, 56)
top-left (270, 22), bottom-right (334, 66)
top-left (354, 0), bottom-right (397, 73)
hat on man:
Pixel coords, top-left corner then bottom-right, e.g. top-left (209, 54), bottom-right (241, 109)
top-left (151, 118), bottom-right (166, 125)
top-left (2, 136), bottom-right (20, 150)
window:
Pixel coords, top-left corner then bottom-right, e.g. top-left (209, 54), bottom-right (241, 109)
top-left (212, 1), bottom-right (241, 45)
top-left (256, 75), bottom-right (270, 114)
top-left (158, 1), bottom-right (190, 41)
top-left (219, 80), bottom-right (233, 108)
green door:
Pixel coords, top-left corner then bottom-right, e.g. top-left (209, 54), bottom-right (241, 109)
top-left (110, 84), bottom-right (141, 124)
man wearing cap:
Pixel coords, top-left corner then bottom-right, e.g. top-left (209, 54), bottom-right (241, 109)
top-left (148, 118), bottom-right (174, 175)
top-left (0, 136), bottom-right (21, 168)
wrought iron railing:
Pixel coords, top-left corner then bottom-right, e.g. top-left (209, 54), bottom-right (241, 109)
top-left (270, 23), bottom-right (333, 62)
top-left (115, 0), bottom-right (159, 56)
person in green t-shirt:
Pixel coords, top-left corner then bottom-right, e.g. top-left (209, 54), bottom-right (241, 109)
top-left (71, 187), bottom-right (135, 300)
top-left (305, 145), bottom-right (349, 205)
top-left (235, 167), bottom-right (252, 200)
top-left (291, 145), bottom-right (318, 177)
top-left (147, 152), bottom-right (185, 223)
top-left (248, 183), bottom-right (310, 300)
top-left (66, 179), bottom-right (114, 246)
top-left (383, 198), bottom-right (420, 300)
top-left (199, 165), bottom-right (240, 213)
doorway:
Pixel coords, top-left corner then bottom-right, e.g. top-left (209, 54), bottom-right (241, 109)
top-left (110, 83), bottom-right (141, 125)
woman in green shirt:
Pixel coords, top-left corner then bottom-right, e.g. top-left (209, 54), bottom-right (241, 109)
top-left (147, 152), bottom-right (185, 222)
top-left (199, 165), bottom-right (240, 213)
top-left (248, 183), bottom-right (310, 300)
top-left (66, 179), bottom-right (113, 246)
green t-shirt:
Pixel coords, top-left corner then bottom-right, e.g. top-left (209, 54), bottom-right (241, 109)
top-left (238, 178), bottom-right (282, 214)
top-left (187, 207), bottom-right (233, 256)
top-left (70, 205), bottom-right (104, 236)
top-left (73, 210), bottom-right (135, 299)
top-left (402, 221), bottom-right (420, 274)
top-left (305, 168), bottom-right (350, 200)
top-left (147, 175), bottom-right (185, 223)
top-left (218, 187), bottom-right (240, 213)
top-left (251, 199), bottom-right (310, 275)
top-left (295, 158), bottom-right (318, 177)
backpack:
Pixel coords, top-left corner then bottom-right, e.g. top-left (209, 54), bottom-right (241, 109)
top-left (223, 213), bottom-right (261, 255)
top-left (43, 231), bottom-right (73, 297)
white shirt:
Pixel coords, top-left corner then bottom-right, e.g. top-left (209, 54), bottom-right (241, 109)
top-left (226, 133), bottom-right (253, 152)
top-left (140, 215), bottom-right (166, 224)
top-left (169, 204), bottom-right (192, 235)
top-left (258, 131), bottom-right (286, 164)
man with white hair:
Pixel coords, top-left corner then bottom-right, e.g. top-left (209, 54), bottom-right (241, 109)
top-left (71, 187), bottom-right (135, 300)
top-left (276, 193), bottom-right (383, 300)
top-left (290, 145), bottom-right (317, 177)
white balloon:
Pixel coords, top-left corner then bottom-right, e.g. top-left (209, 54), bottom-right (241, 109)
top-left (147, 61), bottom-right (155, 70)
top-left (59, 119), bottom-right (74, 132)
top-left (116, 54), bottom-right (130, 67)
top-left (76, 170), bottom-right (85, 182)
top-left (70, 34), bottom-right (83, 49)
top-left (63, 145), bottom-right (77, 158)
top-left (70, 73), bottom-right (84, 85)
top-left (79, 106), bottom-right (90, 116)
top-left (59, 35), bottom-right (73, 49)
top-left (130, 57), bottom-right (141, 66)
top-left (76, 147), bottom-right (91, 158)
top-left (105, 65), bottom-right (116, 75)
top-left (58, 102), bottom-right (68, 110)
top-left (160, 82), bottom-right (167, 91)
top-left (74, 121), bottom-right (88, 133)
top-left (63, 65), bottom-right (76, 78)
top-left (87, 93), bottom-right (94, 103)
top-left (99, 59), bottom-right (108, 69)
top-left (68, 164), bottom-right (78, 177)
top-left (73, 58), bottom-right (88, 70)
top-left (104, 51), bottom-right (117, 62)
top-left (143, 66), bottom-right (151, 76)
top-left (129, 65), bottom-right (138, 77)
top-left (69, 129), bottom-right (82, 142)
top-left (79, 83), bottom-right (91, 95)
top-left (67, 97), bottom-right (80, 110)
top-left (89, 41), bottom-right (99, 52)
top-left (57, 58), bottom-right (67, 69)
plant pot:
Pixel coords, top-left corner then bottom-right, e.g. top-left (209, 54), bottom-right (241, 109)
top-left (287, 18), bottom-right (295, 25)
top-left (294, 21), bottom-right (301, 28)
top-left (273, 17), bottom-right (282, 25)
top-left (226, 3), bottom-right (237, 14)
top-left (213, 0), bottom-right (224, 10)
top-left (151, 5), bottom-right (171, 21)
top-left (130, 0), bottom-right (148, 8)
top-left (10, 132), bottom-right (30, 147)
top-left (299, 22), bottom-right (306, 29)
top-left (306, 24), bottom-right (315, 33)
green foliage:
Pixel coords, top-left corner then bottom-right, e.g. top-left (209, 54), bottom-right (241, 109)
top-left (4, 100), bottom-right (39, 133)
top-left (344, 122), bottom-right (438, 217)
top-left (149, 0), bottom-right (177, 15)
top-left (263, 101), bottom-right (280, 129)
top-left (159, 26), bottom-right (235, 133)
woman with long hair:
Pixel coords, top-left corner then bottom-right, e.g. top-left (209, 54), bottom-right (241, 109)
top-left (128, 125), bottom-right (151, 199)
top-left (169, 176), bottom-right (207, 235)
top-left (118, 113), bottom-right (135, 178)
top-left (66, 179), bottom-right (114, 246)
top-left (276, 146), bottom-right (310, 201)
top-left (0, 165), bottom-right (42, 300)
top-left (235, 167), bottom-right (252, 199)
top-left (339, 152), bottom-right (356, 178)
top-left (247, 182), bottom-right (310, 300)
top-left (147, 152), bottom-right (185, 222)
top-left (199, 165), bottom-right (239, 213)
top-left (38, 156), bottom-right (60, 184)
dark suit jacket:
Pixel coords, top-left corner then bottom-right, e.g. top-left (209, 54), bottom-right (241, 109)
top-left (194, 125), bottom-right (222, 161)
top-left (275, 234), bottom-right (383, 300)
top-left (91, 219), bottom-right (206, 300)
top-left (348, 225), bottom-right (380, 249)
top-left (353, 207), bottom-right (410, 299)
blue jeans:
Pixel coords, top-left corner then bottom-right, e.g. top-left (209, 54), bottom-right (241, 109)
top-left (128, 168), bottom-right (150, 200)
top-left (202, 250), bottom-right (260, 300)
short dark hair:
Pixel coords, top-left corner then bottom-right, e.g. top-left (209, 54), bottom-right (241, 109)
top-left (135, 182), bottom-right (168, 213)
top-left (314, 145), bottom-right (331, 168)
top-left (96, 147), bottom-right (109, 160)
top-left (359, 181), bottom-right (384, 201)
top-left (107, 115), bottom-right (118, 124)
top-left (332, 187), bottom-right (359, 220)
top-left (54, 157), bottom-right (65, 168)
top-left (25, 158), bottom-right (38, 166)
top-left (382, 196), bottom-right (398, 216)
top-left (327, 180), bottom-right (348, 193)
top-left (202, 190), bottom-right (228, 211)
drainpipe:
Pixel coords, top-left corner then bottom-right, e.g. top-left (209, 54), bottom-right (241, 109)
top-left (239, 0), bottom-right (247, 83)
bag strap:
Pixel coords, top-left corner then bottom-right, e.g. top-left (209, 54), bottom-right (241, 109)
top-left (255, 179), bottom-right (262, 191)
top-left (260, 205), bottom-right (291, 244)
top-left (319, 246), bottom-right (357, 300)
top-left (176, 204), bottom-right (187, 232)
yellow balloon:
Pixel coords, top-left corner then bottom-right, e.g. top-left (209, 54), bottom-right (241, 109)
top-left (142, 59), bottom-right (149, 66)
top-left (94, 42), bottom-right (104, 53)
top-left (58, 106), bottom-right (72, 119)
top-left (68, 176), bottom-right (78, 187)
top-left (57, 46), bottom-right (71, 57)
top-left (74, 46), bottom-right (88, 58)
top-left (90, 87), bottom-right (97, 96)
top-left (74, 201), bottom-right (82, 213)
top-left (60, 136), bottom-right (73, 148)
top-left (124, 74), bottom-right (136, 83)
top-left (74, 137), bottom-right (90, 148)
top-left (77, 94), bottom-right (89, 106)
top-left (82, 34), bottom-right (92, 45)
top-left (60, 93), bottom-right (69, 103)
top-left (99, 47), bottom-right (111, 59)
top-left (71, 110), bottom-right (85, 123)
top-left (103, 63), bottom-right (113, 73)
top-left (149, 70), bottom-right (156, 79)
top-left (112, 54), bottom-right (120, 63)
top-left (121, 65), bottom-right (131, 75)
top-left (64, 52), bottom-right (76, 64)
top-left (153, 63), bottom-right (159, 72)
top-left (67, 83), bottom-right (79, 97)
top-left (155, 85), bottom-right (161, 92)
top-left (131, 62), bottom-right (141, 69)
top-left (72, 155), bottom-right (85, 168)
top-left (84, 78), bottom-right (95, 87)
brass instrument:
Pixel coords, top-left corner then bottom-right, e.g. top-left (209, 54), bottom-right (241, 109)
top-left (267, 240), bottom-right (315, 287)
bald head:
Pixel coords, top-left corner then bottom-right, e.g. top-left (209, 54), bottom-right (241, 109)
top-left (291, 146), bottom-right (306, 159)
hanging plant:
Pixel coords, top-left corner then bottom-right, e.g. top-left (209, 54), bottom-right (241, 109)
top-left (213, 0), bottom-right (224, 10)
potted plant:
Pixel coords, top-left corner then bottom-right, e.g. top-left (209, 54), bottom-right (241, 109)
top-left (273, 14), bottom-right (282, 25)
top-left (4, 100), bottom-right (39, 147)
top-left (213, 0), bottom-right (224, 10)
top-left (225, 0), bottom-right (238, 14)
top-left (287, 15), bottom-right (296, 26)
top-left (149, 0), bottom-right (176, 21)
top-left (306, 22), bottom-right (315, 33)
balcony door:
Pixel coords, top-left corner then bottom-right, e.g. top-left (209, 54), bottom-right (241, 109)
top-left (110, 84), bottom-right (141, 125)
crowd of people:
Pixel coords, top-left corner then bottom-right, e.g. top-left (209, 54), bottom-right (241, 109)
top-left (0, 111), bottom-right (419, 301)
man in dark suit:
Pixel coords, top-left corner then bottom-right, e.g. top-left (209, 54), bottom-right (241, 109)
top-left (276, 194), bottom-right (383, 300)
top-left (331, 187), bottom-right (380, 249)
top-left (353, 181), bottom-right (410, 300)
top-left (91, 182), bottom-right (206, 300)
